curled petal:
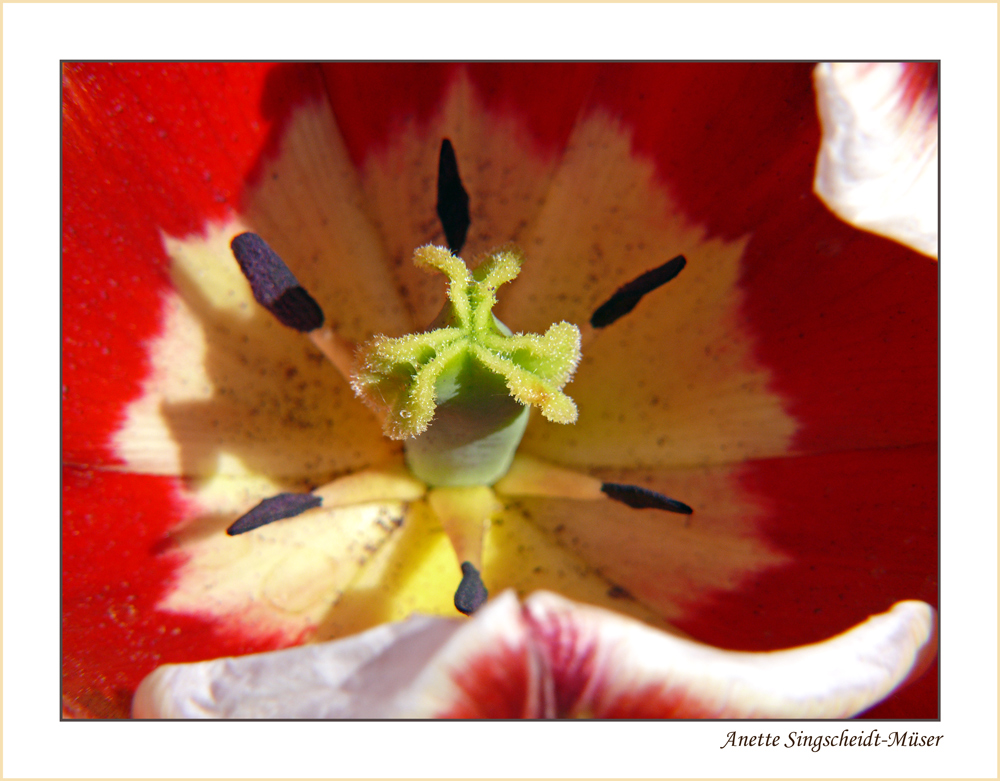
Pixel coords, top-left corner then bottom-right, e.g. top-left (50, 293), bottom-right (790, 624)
top-left (813, 62), bottom-right (938, 258)
top-left (133, 591), bottom-right (935, 719)
top-left (521, 592), bottom-right (936, 719)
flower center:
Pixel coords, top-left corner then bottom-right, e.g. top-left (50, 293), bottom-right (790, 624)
top-left (351, 244), bottom-right (581, 485)
top-left (226, 137), bottom-right (695, 617)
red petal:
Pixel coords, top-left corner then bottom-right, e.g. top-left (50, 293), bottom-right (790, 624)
top-left (62, 63), bottom-right (326, 716)
top-left (570, 63), bottom-right (938, 454)
top-left (673, 445), bottom-right (937, 717)
top-left (63, 63), bottom-right (937, 718)
top-left (62, 466), bottom-right (296, 717)
top-left (320, 63), bottom-right (601, 167)
top-left (566, 64), bottom-right (937, 715)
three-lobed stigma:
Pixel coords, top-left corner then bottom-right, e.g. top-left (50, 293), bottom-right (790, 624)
top-left (351, 244), bottom-right (582, 487)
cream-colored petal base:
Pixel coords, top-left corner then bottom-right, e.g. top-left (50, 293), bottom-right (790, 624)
top-left (114, 218), bottom-right (398, 481)
top-left (359, 78), bottom-right (798, 471)
top-left (505, 462), bottom-right (791, 626)
top-left (310, 496), bottom-right (675, 643)
top-left (507, 113), bottom-right (797, 469)
top-left (156, 473), bottom-right (409, 642)
top-left (358, 74), bottom-right (565, 328)
top-left (241, 100), bottom-right (414, 341)
top-left (117, 74), bottom-right (798, 647)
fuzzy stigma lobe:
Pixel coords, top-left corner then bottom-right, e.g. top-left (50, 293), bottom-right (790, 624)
top-left (351, 245), bottom-right (581, 487)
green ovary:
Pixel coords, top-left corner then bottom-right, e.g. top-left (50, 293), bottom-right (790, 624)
top-left (351, 245), bottom-right (581, 487)
top-left (405, 351), bottom-right (530, 486)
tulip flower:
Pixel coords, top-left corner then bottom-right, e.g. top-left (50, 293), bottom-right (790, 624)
top-left (62, 62), bottom-right (937, 719)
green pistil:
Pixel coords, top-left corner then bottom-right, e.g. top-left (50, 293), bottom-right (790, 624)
top-left (352, 244), bottom-right (581, 486)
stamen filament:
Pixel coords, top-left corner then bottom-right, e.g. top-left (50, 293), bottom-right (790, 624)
top-left (312, 466), bottom-right (427, 507)
top-left (493, 454), bottom-right (605, 500)
top-left (307, 326), bottom-right (356, 385)
top-left (494, 454), bottom-right (693, 515)
top-left (427, 485), bottom-right (501, 572)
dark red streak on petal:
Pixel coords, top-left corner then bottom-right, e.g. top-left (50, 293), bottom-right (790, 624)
top-left (523, 605), bottom-right (720, 719)
top-left (435, 638), bottom-right (537, 719)
top-left (523, 606), bottom-right (598, 718)
top-left (320, 63), bottom-right (458, 166)
top-left (589, 683), bottom-right (720, 720)
top-left (249, 63), bottom-right (328, 189)
top-left (899, 62), bottom-right (939, 121)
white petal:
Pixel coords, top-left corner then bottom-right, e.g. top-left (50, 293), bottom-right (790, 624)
top-left (132, 613), bottom-right (464, 718)
top-left (814, 62), bottom-right (938, 258)
top-left (133, 590), bottom-right (935, 719)
top-left (524, 592), bottom-right (936, 718)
